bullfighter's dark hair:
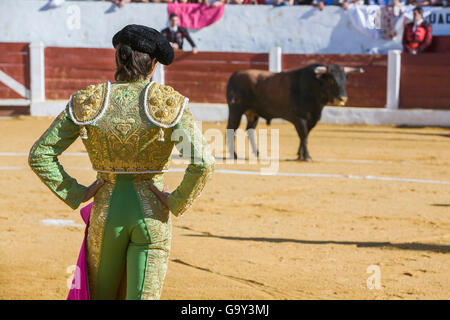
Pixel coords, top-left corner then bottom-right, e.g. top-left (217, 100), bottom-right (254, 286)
top-left (114, 44), bottom-right (154, 82)
top-left (169, 13), bottom-right (178, 19)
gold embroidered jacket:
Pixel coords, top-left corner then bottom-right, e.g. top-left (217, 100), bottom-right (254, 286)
top-left (28, 80), bottom-right (215, 216)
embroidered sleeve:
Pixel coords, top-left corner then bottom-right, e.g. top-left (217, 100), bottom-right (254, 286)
top-left (167, 106), bottom-right (215, 217)
top-left (28, 105), bottom-right (88, 210)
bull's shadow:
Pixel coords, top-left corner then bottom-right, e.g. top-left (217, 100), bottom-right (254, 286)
top-left (431, 203), bottom-right (450, 207)
top-left (320, 128), bottom-right (450, 138)
top-left (212, 155), bottom-right (322, 162)
top-left (183, 232), bottom-right (450, 254)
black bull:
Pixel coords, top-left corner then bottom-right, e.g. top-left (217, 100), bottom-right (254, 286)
top-left (226, 63), bottom-right (364, 161)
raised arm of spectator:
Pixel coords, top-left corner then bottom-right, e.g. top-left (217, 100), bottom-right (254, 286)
top-left (409, 0), bottom-right (431, 5)
top-left (344, 0), bottom-right (364, 7)
top-left (391, 0), bottom-right (405, 7)
top-left (312, 0), bottom-right (326, 10)
top-left (103, 0), bottom-right (131, 8)
top-left (181, 28), bottom-right (198, 53)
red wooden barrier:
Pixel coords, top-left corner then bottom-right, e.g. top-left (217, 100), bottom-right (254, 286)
top-left (0, 43), bottom-right (30, 115)
top-left (40, 47), bottom-right (450, 111)
top-left (0, 42), bottom-right (30, 98)
top-left (45, 47), bottom-right (116, 100)
top-left (43, 49), bottom-right (389, 108)
top-left (400, 53), bottom-right (450, 110)
top-left (428, 36), bottom-right (450, 53)
top-left (283, 54), bottom-right (387, 108)
top-left (165, 51), bottom-right (268, 103)
top-left (44, 50), bottom-right (389, 107)
top-left (45, 49), bottom-right (270, 104)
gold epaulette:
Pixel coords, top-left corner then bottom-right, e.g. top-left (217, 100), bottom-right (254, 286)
top-left (144, 82), bottom-right (188, 128)
top-left (68, 81), bottom-right (110, 125)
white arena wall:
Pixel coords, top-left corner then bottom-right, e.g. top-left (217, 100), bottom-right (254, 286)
top-left (0, 0), bottom-right (449, 126)
top-left (31, 100), bottom-right (450, 127)
top-left (0, 0), bottom-right (427, 54)
top-left (2, 1), bottom-right (450, 53)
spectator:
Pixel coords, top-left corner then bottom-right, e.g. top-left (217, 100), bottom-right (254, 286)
top-left (229, 0), bottom-right (266, 4)
top-left (313, 0), bottom-right (360, 11)
top-left (161, 13), bottom-right (199, 53)
top-left (202, 0), bottom-right (226, 5)
top-left (366, 0), bottom-right (406, 4)
top-left (365, 0), bottom-right (406, 17)
top-left (402, 6), bottom-right (432, 54)
top-left (103, 0), bottom-right (130, 7)
top-left (408, 0), bottom-right (431, 6)
top-left (227, 0), bottom-right (276, 4)
top-left (341, 0), bottom-right (364, 9)
top-left (275, 0), bottom-right (294, 5)
top-left (391, 0), bottom-right (406, 17)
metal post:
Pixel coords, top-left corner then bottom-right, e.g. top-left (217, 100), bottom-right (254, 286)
top-left (269, 47), bottom-right (282, 73)
top-left (29, 42), bottom-right (46, 115)
top-left (386, 50), bottom-right (401, 110)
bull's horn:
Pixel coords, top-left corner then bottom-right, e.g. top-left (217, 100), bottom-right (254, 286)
top-left (314, 66), bottom-right (328, 75)
top-left (344, 67), bottom-right (364, 74)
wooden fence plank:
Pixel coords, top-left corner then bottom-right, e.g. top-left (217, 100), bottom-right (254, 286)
top-left (400, 53), bottom-right (450, 109)
top-left (0, 43), bottom-right (30, 100)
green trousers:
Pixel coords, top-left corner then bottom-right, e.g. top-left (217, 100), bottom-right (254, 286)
top-left (86, 174), bottom-right (172, 300)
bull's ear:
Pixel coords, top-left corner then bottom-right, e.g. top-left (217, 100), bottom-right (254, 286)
top-left (314, 66), bottom-right (328, 79)
top-left (343, 67), bottom-right (364, 74)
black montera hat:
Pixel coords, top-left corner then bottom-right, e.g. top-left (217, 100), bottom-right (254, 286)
top-left (112, 24), bottom-right (174, 65)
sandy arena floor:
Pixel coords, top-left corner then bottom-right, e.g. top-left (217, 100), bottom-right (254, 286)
top-left (0, 115), bottom-right (449, 300)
